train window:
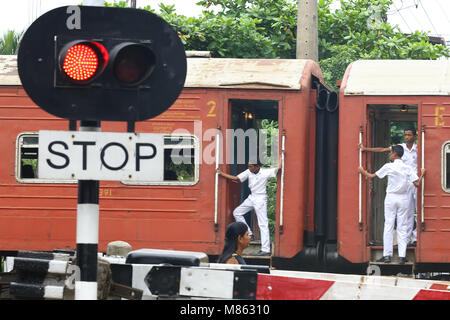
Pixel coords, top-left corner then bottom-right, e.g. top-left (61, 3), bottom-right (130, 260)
top-left (15, 132), bottom-right (76, 184)
top-left (442, 142), bottom-right (450, 192)
top-left (123, 134), bottom-right (200, 186)
top-left (163, 136), bottom-right (196, 182)
top-left (17, 134), bottom-right (38, 180)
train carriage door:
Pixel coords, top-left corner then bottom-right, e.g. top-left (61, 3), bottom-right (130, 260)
top-left (367, 107), bottom-right (390, 245)
top-left (226, 99), bottom-right (279, 239)
top-left (366, 104), bottom-right (418, 256)
top-left (419, 101), bottom-right (450, 263)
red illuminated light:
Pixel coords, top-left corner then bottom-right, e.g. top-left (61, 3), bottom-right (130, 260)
top-left (62, 43), bottom-right (100, 82)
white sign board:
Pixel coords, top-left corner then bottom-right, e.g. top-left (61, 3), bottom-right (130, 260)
top-left (38, 130), bottom-right (164, 181)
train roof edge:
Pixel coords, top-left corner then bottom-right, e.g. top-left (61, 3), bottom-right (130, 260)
top-left (0, 54), bottom-right (322, 91)
top-left (342, 59), bottom-right (450, 96)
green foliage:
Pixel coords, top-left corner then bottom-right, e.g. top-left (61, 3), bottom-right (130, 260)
top-left (0, 30), bottom-right (23, 55)
top-left (104, 0), bottom-right (450, 85)
top-left (166, 161), bottom-right (195, 181)
top-left (390, 122), bottom-right (417, 145)
top-left (318, 0), bottom-right (449, 89)
top-left (159, 2), bottom-right (281, 58)
top-left (103, 0), bottom-right (129, 7)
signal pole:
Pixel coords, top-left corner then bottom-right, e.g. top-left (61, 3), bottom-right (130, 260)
top-left (296, 0), bottom-right (318, 61)
top-left (75, 122), bottom-right (100, 300)
top-left (73, 0), bottom-right (104, 301)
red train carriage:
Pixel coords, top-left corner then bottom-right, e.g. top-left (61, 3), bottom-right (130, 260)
top-left (2, 54), bottom-right (448, 275)
top-left (0, 54), bottom-right (327, 267)
top-left (338, 59), bottom-right (450, 273)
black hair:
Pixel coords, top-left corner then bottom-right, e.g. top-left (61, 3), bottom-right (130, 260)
top-left (392, 144), bottom-right (404, 158)
top-left (248, 159), bottom-right (262, 167)
top-left (217, 222), bottom-right (248, 263)
top-left (404, 127), bottom-right (417, 136)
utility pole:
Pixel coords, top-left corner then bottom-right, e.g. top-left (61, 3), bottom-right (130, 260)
top-left (296, 0), bottom-right (318, 61)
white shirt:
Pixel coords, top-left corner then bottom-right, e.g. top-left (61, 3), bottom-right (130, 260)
top-left (376, 159), bottom-right (418, 194)
top-left (237, 167), bottom-right (278, 195)
top-left (399, 143), bottom-right (418, 172)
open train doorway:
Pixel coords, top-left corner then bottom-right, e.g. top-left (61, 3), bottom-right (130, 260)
top-left (367, 104), bottom-right (418, 248)
top-left (227, 99), bottom-right (279, 242)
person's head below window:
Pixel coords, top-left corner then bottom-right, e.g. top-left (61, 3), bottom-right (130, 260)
top-left (217, 222), bottom-right (250, 264)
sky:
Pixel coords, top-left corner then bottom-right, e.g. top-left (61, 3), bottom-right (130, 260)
top-left (0, 0), bottom-right (206, 36)
top-left (0, 0), bottom-right (449, 45)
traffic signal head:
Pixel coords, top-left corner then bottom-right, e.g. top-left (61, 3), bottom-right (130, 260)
top-left (18, 6), bottom-right (187, 122)
top-left (109, 43), bottom-right (156, 86)
top-left (59, 41), bottom-right (108, 83)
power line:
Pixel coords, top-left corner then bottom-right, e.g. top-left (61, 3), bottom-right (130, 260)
top-left (435, 0), bottom-right (449, 27)
top-left (408, 4), bottom-right (425, 31)
top-left (392, 1), bottom-right (414, 33)
top-left (387, 0), bottom-right (418, 15)
top-left (418, 0), bottom-right (439, 35)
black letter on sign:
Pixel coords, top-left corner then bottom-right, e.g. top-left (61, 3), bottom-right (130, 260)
top-left (136, 143), bottom-right (157, 171)
top-left (101, 142), bottom-right (128, 170)
top-left (47, 141), bottom-right (70, 169)
top-left (73, 141), bottom-right (96, 170)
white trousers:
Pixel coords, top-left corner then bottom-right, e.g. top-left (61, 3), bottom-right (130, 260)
top-left (233, 194), bottom-right (270, 253)
top-left (406, 185), bottom-right (417, 242)
top-left (383, 193), bottom-right (409, 258)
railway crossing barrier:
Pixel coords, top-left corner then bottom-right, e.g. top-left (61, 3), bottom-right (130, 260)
top-left (120, 265), bottom-right (449, 300)
top-left (101, 249), bottom-right (450, 300)
top-left (2, 251), bottom-right (72, 299)
top-left (2, 249), bottom-right (449, 300)
top-left (1, 251), bottom-right (142, 300)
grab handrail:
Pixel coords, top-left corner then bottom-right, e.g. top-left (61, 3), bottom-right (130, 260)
top-left (279, 135), bottom-right (286, 233)
top-left (359, 130), bottom-right (363, 226)
top-left (421, 128), bottom-right (425, 229)
top-left (214, 133), bottom-right (220, 230)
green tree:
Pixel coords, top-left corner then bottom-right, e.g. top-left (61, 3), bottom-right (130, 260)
top-left (390, 122), bottom-right (416, 145)
top-left (0, 30), bottom-right (23, 55)
top-left (318, 0), bottom-right (449, 88)
top-left (105, 0), bottom-right (450, 88)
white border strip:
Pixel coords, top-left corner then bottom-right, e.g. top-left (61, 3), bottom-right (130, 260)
top-left (76, 204), bottom-right (99, 244)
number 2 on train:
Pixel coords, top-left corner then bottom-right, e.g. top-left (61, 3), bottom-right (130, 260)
top-left (207, 100), bottom-right (216, 117)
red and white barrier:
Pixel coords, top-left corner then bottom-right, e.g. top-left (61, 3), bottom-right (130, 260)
top-left (257, 270), bottom-right (450, 300)
top-left (103, 251), bottom-right (450, 300)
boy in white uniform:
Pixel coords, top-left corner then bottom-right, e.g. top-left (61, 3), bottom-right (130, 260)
top-left (217, 159), bottom-right (282, 256)
top-left (359, 145), bottom-right (425, 264)
top-left (359, 128), bottom-right (418, 244)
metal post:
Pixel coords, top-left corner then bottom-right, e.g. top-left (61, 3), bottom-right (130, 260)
top-left (75, 121), bottom-right (100, 300)
top-left (74, 0), bottom-right (104, 301)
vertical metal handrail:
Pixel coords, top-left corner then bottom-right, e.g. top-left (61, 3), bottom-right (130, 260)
top-left (359, 130), bottom-right (363, 225)
top-left (214, 133), bottom-right (220, 230)
top-left (279, 135), bottom-right (286, 233)
top-left (421, 129), bottom-right (425, 227)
